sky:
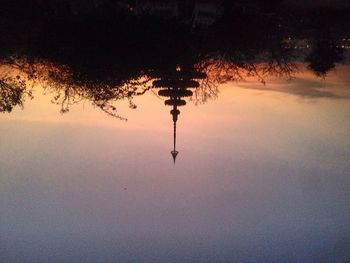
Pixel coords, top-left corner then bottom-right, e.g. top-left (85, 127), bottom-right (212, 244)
top-left (1, 64), bottom-right (350, 262)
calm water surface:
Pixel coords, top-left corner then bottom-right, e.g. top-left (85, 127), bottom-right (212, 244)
top-left (1, 66), bottom-right (350, 262)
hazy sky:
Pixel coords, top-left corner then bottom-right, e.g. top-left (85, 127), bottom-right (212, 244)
top-left (1, 65), bottom-right (350, 262)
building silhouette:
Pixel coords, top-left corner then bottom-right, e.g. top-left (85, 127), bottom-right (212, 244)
top-left (152, 66), bottom-right (206, 163)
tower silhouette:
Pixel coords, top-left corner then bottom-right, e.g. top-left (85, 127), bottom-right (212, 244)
top-left (152, 66), bottom-right (206, 163)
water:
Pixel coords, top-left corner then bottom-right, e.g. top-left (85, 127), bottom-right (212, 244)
top-left (1, 62), bottom-right (349, 262)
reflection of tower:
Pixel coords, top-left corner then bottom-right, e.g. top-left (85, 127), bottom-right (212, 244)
top-left (153, 67), bottom-right (206, 163)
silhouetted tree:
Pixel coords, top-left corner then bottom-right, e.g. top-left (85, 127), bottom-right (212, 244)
top-left (0, 2), bottom-right (349, 117)
top-left (0, 77), bottom-right (31, 113)
top-left (306, 39), bottom-right (344, 77)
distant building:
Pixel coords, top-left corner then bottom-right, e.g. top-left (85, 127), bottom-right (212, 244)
top-left (69, 0), bottom-right (103, 15)
top-left (193, 1), bottom-right (223, 27)
top-left (282, 0), bottom-right (350, 10)
top-left (133, 0), bottom-right (223, 27)
top-left (44, 0), bottom-right (224, 26)
top-left (134, 0), bottom-right (179, 17)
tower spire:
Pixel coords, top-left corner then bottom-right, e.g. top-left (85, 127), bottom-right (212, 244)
top-left (171, 105), bottom-right (180, 164)
top-left (153, 66), bottom-right (205, 164)
top-left (171, 121), bottom-right (178, 164)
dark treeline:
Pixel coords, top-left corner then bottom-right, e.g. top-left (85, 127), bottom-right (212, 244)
top-left (0, 0), bottom-right (349, 115)
top-left (1, 1), bottom-right (348, 76)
